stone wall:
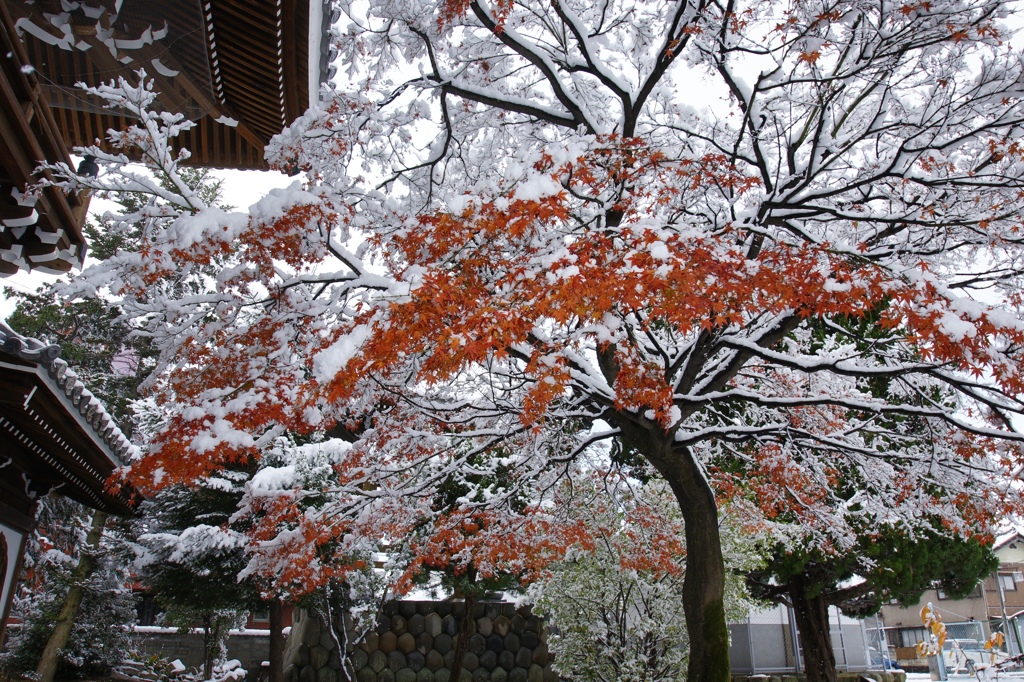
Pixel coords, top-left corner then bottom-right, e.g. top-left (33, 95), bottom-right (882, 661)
top-left (283, 601), bottom-right (556, 682)
top-left (133, 628), bottom-right (272, 675)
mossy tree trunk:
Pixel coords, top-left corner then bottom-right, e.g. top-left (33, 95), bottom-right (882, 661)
top-left (35, 510), bottom-right (108, 682)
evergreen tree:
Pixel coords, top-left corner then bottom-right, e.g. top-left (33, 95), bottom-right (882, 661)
top-left (0, 499), bottom-right (137, 679)
top-left (139, 475), bottom-right (256, 680)
top-left (747, 525), bottom-right (998, 682)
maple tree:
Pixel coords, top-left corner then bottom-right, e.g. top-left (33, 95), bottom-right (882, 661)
top-left (46, 0), bottom-right (1024, 675)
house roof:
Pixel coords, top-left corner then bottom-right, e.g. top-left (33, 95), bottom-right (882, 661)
top-left (994, 528), bottom-right (1024, 551)
top-left (0, 321), bottom-right (138, 515)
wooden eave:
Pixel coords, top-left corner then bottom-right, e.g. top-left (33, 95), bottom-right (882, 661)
top-left (0, 0), bottom-right (89, 276)
top-left (0, 326), bottom-right (137, 516)
top-left (4, 0), bottom-right (316, 171)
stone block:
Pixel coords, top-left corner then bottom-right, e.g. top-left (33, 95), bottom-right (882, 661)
top-left (408, 651), bottom-right (426, 672)
top-left (524, 617), bottom-right (542, 635)
top-left (380, 632), bottom-right (398, 655)
top-left (435, 602), bottom-right (452, 617)
top-left (514, 649), bottom-right (532, 670)
top-left (492, 617), bottom-right (510, 638)
top-left (296, 644), bottom-right (311, 666)
top-left (425, 613), bottom-right (442, 637)
top-left (426, 650), bottom-right (445, 672)
top-left (393, 616), bottom-right (408, 636)
top-left (384, 602), bottom-right (400, 617)
top-left (527, 665), bottom-right (543, 682)
top-left (484, 604), bottom-right (501, 621)
top-left (434, 633), bottom-right (453, 655)
top-left (531, 643), bottom-right (548, 667)
top-left (304, 618), bottom-right (323, 647)
top-left (472, 669), bottom-right (489, 682)
top-left (285, 665), bottom-right (299, 682)
top-left (370, 651), bottom-right (388, 672)
top-left (469, 634), bottom-right (486, 655)
top-left (442, 616), bottom-right (459, 637)
top-left (400, 602), bottom-right (417, 618)
top-left (473, 602), bottom-right (487, 619)
top-left (396, 669), bottom-right (417, 682)
top-left (477, 618), bottom-right (493, 637)
top-left (301, 666), bottom-right (317, 682)
top-left (398, 633), bottom-right (417, 654)
top-left (356, 669), bottom-right (377, 682)
top-left (351, 649), bottom-right (369, 671)
top-left (498, 651), bottom-right (515, 672)
top-left (318, 667), bottom-right (338, 682)
top-left (490, 668), bottom-right (507, 682)
top-left (377, 616), bottom-right (393, 635)
top-left (541, 668), bottom-right (558, 682)
top-left (463, 652), bottom-right (479, 671)
top-left (503, 633), bottom-right (519, 653)
top-left (452, 602), bottom-right (466, 620)
top-left (418, 602), bottom-right (435, 615)
top-left (509, 615), bottom-right (525, 635)
top-left (480, 650), bottom-right (497, 671)
top-left (486, 634), bottom-right (504, 653)
top-left (435, 671), bottom-right (450, 682)
top-left (508, 669), bottom-right (527, 682)
top-left (417, 632), bottom-right (433, 653)
top-left (416, 668), bottom-right (434, 682)
top-left (379, 670), bottom-right (395, 682)
top-left (361, 632), bottom-right (380, 653)
top-left (409, 614), bottom-right (425, 637)
top-left (320, 625), bottom-right (337, 651)
top-left (311, 645), bottom-right (331, 669)
top-left (389, 651), bottom-right (408, 670)
top-left (443, 650), bottom-right (455, 669)
top-left (501, 605), bottom-right (516, 619)
top-left (520, 632), bottom-right (539, 650)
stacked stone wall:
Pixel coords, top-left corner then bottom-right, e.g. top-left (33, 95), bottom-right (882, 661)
top-left (283, 601), bottom-right (556, 682)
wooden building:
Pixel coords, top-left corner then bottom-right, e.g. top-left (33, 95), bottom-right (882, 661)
top-left (0, 0), bottom-right (332, 273)
top-left (0, 0), bottom-right (331, 643)
top-left (0, 321), bottom-right (137, 644)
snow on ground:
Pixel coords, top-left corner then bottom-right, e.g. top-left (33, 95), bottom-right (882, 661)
top-left (905, 672), bottom-right (1024, 682)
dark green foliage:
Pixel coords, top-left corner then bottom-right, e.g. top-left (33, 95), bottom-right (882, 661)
top-left (0, 499), bottom-right (137, 679)
top-left (748, 524), bottom-right (998, 616)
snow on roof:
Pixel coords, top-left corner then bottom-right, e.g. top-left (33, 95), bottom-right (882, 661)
top-left (993, 526), bottom-right (1024, 550)
top-left (0, 320), bottom-right (138, 464)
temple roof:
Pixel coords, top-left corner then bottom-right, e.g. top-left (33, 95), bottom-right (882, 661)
top-left (0, 322), bottom-right (137, 515)
top-left (0, 0), bottom-right (331, 273)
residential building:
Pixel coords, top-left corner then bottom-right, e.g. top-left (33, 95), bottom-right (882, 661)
top-left (878, 530), bottom-right (1024, 669)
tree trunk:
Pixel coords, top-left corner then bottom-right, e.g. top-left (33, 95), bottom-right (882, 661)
top-left (35, 509), bottom-right (107, 682)
top-left (268, 598), bottom-right (285, 682)
top-left (203, 614), bottom-right (215, 681)
top-left (660, 450), bottom-right (731, 682)
top-left (789, 579), bottom-right (838, 682)
top-left (449, 574), bottom-right (477, 682)
top-left (615, 419), bottom-right (730, 682)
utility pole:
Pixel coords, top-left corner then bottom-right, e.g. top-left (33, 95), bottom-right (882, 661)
top-left (996, 574), bottom-right (1019, 656)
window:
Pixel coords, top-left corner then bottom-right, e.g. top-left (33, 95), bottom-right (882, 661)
top-left (900, 627), bottom-right (929, 648)
top-left (251, 606), bottom-right (270, 622)
top-left (999, 573), bottom-right (1017, 591)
